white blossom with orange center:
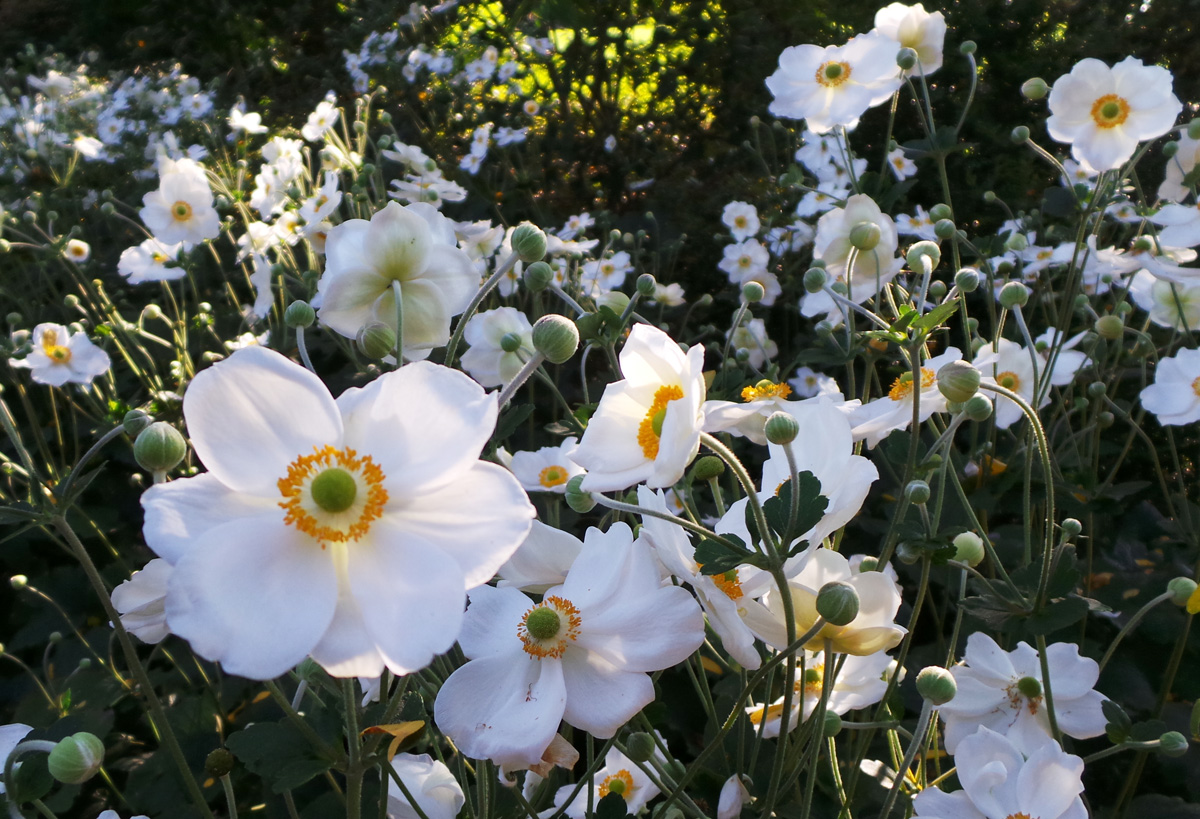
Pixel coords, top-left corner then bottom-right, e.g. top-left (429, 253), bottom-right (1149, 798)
top-left (1140, 347), bottom-right (1200, 426)
top-left (847, 347), bottom-right (964, 448)
top-left (744, 648), bottom-right (890, 737)
top-left (139, 157), bottom-right (220, 245)
top-left (140, 346), bottom-right (534, 680)
top-left (9, 323), bottom-right (111, 387)
top-left (434, 523), bottom-right (704, 769)
top-left (802, 194), bottom-right (904, 321)
top-left (507, 438), bottom-right (584, 495)
top-left (572, 324), bottom-right (706, 492)
top-left (974, 339), bottom-right (1047, 430)
top-left (1047, 56), bottom-right (1181, 172)
top-left (551, 745), bottom-right (665, 819)
top-left (766, 31), bottom-right (903, 134)
top-left (118, 237), bottom-right (188, 284)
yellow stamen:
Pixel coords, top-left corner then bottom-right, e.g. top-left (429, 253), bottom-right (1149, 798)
top-left (741, 382), bottom-right (792, 402)
top-left (277, 445), bottom-right (388, 545)
top-left (1090, 93), bottom-right (1130, 129)
top-left (538, 465), bottom-right (569, 488)
top-left (816, 61), bottom-right (852, 88)
top-left (637, 385), bottom-right (684, 459)
top-left (599, 770), bottom-right (635, 800)
top-left (171, 200), bottom-right (193, 222)
top-left (711, 569), bottom-right (744, 601)
top-left (1192, 376), bottom-right (1200, 397)
top-left (995, 370), bottom-right (1020, 391)
top-left (518, 596), bottom-right (581, 659)
top-left (888, 368), bottom-right (935, 401)
top-left (40, 328), bottom-right (72, 363)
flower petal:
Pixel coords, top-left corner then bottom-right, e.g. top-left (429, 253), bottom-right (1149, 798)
top-left (560, 650), bottom-right (654, 738)
top-left (141, 472), bottom-right (278, 564)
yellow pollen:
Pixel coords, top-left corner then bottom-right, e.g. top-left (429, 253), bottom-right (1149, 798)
top-left (816, 60), bottom-right (852, 88)
top-left (996, 370), bottom-right (1021, 391)
top-left (796, 664), bottom-right (824, 697)
top-left (1006, 813), bottom-right (1035, 819)
top-left (171, 200), bottom-right (193, 222)
top-left (538, 465), bottom-right (569, 488)
top-left (747, 702), bottom-right (786, 727)
top-left (741, 382), bottom-right (792, 402)
top-left (519, 596), bottom-right (581, 659)
top-left (637, 385), bottom-right (684, 459)
top-left (1090, 93), bottom-right (1130, 129)
top-left (277, 445), bottom-right (388, 545)
top-left (888, 368), bottom-right (935, 401)
top-left (599, 770), bottom-right (635, 800)
top-left (41, 328), bottom-right (72, 363)
top-left (711, 568), bottom-right (744, 601)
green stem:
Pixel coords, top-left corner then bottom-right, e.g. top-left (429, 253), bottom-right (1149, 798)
top-left (699, 432), bottom-right (776, 555)
top-left (445, 250), bottom-right (521, 365)
top-left (879, 698), bottom-right (934, 819)
top-left (1098, 592), bottom-right (1174, 673)
top-left (344, 679), bottom-right (364, 819)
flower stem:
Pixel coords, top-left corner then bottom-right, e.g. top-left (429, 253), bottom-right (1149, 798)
top-left (445, 250), bottom-right (521, 365)
top-left (879, 698), bottom-right (934, 819)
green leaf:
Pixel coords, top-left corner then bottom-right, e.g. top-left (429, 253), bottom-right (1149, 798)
top-left (1022, 595), bottom-right (1089, 636)
top-left (1129, 719), bottom-right (1169, 743)
top-left (761, 471), bottom-right (827, 543)
top-left (695, 535), bottom-right (749, 576)
top-left (494, 403), bottom-right (534, 441)
top-left (8, 751), bottom-right (53, 804)
top-left (596, 792), bottom-right (629, 819)
top-left (1103, 699), bottom-right (1132, 742)
top-left (911, 300), bottom-right (961, 333)
top-left (226, 721), bottom-right (335, 794)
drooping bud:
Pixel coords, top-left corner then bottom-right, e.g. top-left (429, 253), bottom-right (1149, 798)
top-left (1159, 731), bottom-right (1189, 757)
top-left (815, 581), bottom-right (860, 626)
top-left (532, 314), bottom-right (580, 364)
top-left (134, 422), bottom-right (187, 477)
top-left (998, 281), bottom-right (1029, 309)
top-left (916, 666), bottom-right (957, 705)
top-left (803, 267), bottom-right (828, 293)
top-left (1061, 518), bottom-right (1082, 537)
top-left (964, 394), bottom-right (993, 422)
top-left (764, 411), bottom-right (799, 445)
top-left (357, 322), bottom-right (396, 360)
top-left (952, 532), bottom-right (986, 567)
top-left (47, 732), bottom-right (105, 785)
top-left (929, 281), bottom-right (947, 300)
top-left (937, 360), bottom-right (980, 403)
top-left (624, 732), bottom-right (657, 763)
top-left (934, 219), bottom-right (956, 240)
top-left (1163, 141), bottom-right (1179, 159)
top-left (511, 223), bottom-right (547, 263)
top-left (564, 475), bottom-right (596, 513)
top-left (959, 40), bottom-right (976, 55)
top-left (1021, 77), bottom-right (1049, 100)
top-left (284, 300), bottom-right (316, 329)
top-left (523, 261), bottom-right (553, 291)
top-left (822, 711), bottom-right (843, 737)
top-left (848, 221), bottom-right (881, 251)
top-left (1010, 125), bottom-right (1030, 144)
top-left (906, 241), bottom-right (941, 271)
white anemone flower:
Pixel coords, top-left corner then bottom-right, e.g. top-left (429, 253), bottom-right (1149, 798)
top-left (766, 31), bottom-right (903, 134)
top-left (385, 753), bottom-right (465, 819)
top-left (507, 438), bottom-right (585, 495)
top-left (140, 346), bottom-right (534, 680)
top-left (913, 727), bottom-right (1086, 819)
top-left (316, 201), bottom-right (477, 360)
top-left (139, 157), bottom-right (220, 245)
top-left (9, 323), bottom-right (111, 387)
top-left (497, 520), bottom-right (582, 594)
top-left (118, 237), bottom-right (188, 284)
top-left (973, 338), bottom-right (1048, 430)
top-left (802, 194), bottom-right (903, 319)
top-left (1129, 270), bottom-right (1200, 330)
top-left (872, 3), bottom-right (947, 75)
top-left (846, 347), bottom-right (964, 447)
top-left (1046, 56), bottom-right (1181, 173)
top-left (745, 648), bottom-right (891, 736)
top-left (111, 559), bottom-right (172, 644)
top-left (433, 523), bottom-right (704, 768)
top-left (64, 239), bottom-right (90, 263)
top-left (571, 323), bottom-right (706, 492)
top-left (551, 745), bottom-right (665, 819)
top-left (702, 380), bottom-right (796, 445)
top-left (1140, 347), bottom-right (1200, 426)
top-left (722, 201), bottom-right (761, 242)
top-left (460, 307), bottom-right (534, 387)
top-left (937, 632), bottom-right (1107, 755)
top-left (1159, 134), bottom-right (1200, 203)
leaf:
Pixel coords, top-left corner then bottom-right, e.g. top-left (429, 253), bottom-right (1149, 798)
top-left (1041, 186), bottom-right (1078, 218)
top-left (1129, 719), bottom-right (1169, 743)
top-left (494, 403), bottom-right (534, 441)
top-left (596, 791), bottom-right (630, 819)
top-left (226, 721), bottom-right (335, 794)
top-left (361, 721), bottom-right (425, 761)
top-left (761, 471), bottom-right (827, 543)
top-left (911, 300), bottom-right (961, 333)
top-left (1022, 595), bottom-right (1089, 636)
top-left (1103, 699), bottom-right (1132, 743)
top-left (8, 751), bottom-right (53, 804)
top-left (695, 536), bottom-right (750, 576)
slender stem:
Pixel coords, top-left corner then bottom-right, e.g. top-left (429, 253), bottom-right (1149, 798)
top-left (699, 433), bottom-right (776, 555)
top-left (1034, 634), bottom-right (1062, 742)
top-left (1098, 592), bottom-right (1175, 673)
top-left (264, 680), bottom-right (346, 764)
top-left (296, 326), bottom-right (317, 374)
top-left (445, 250), bottom-right (521, 365)
top-left (56, 423), bottom-right (126, 505)
top-left (589, 492), bottom-right (740, 550)
top-left (221, 774), bottom-right (239, 819)
top-left (879, 699), bottom-right (934, 819)
top-left (344, 679), bottom-right (364, 819)
top-left (496, 353), bottom-right (546, 408)
top-left (392, 279), bottom-right (405, 365)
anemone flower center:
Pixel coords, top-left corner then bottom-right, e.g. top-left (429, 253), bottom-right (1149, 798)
top-left (1090, 94), bottom-right (1130, 129)
top-left (799, 664), bottom-right (824, 696)
top-left (538, 465), bottom-right (570, 488)
top-left (817, 61), bottom-right (852, 88)
top-left (996, 371), bottom-right (1021, 391)
top-left (888, 368), bottom-right (935, 401)
top-left (519, 595), bottom-right (581, 659)
top-left (741, 381), bottom-right (792, 402)
top-left (1007, 675), bottom-right (1043, 714)
top-left (599, 770), bottom-right (634, 799)
top-left (41, 328), bottom-right (72, 363)
top-left (638, 385), bottom-right (684, 459)
top-left (711, 568), bottom-right (745, 601)
top-left (171, 201), bottom-right (193, 222)
top-left (278, 445), bottom-right (388, 546)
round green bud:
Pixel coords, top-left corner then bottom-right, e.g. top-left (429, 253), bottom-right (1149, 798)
top-left (1086, 382), bottom-right (1107, 399)
top-left (1021, 77), bottom-right (1049, 100)
top-left (959, 40), bottom-right (977, 55)
top-left (691, 455), bottom-right (725, 482)
top-left (764, 411), bottom-right (800, 446)
top-left (904, 480), bottom-right (931, 505)
top-left (1097, 410), bottom-right (1115, 429)
top-left (1061, 518), bottom-right (1083, 537)
top-left (511, 223), bottom-right (547, 263)
top-left (48, 732), bottom-right (105, 785)
top-left (1163, 141), bottom-right (1179, 159)
top-left (857, 556), bottom-right (880, 572)
top-left (823, 711), bottom-right (843, 737)
top-left (735, 348), bottom-right (751, 364)
top-left (937, 360), bottom-right (981, 403)
top-left (498, 332), bottom-right (523, 354)
top-left (815, 320), bottom-right (835, 337)
top-left (1167, 577), bottom-right (1198, 607)
top-left (532, 314), bottom-right (580, 365)
top-left (896, 47), bottom-right (918, 71)
top-left (916, 666), bottom-right (958, 705)
top-left (356, 322), bottom-right (396, 360)
top-left (49, 631), bottom-right (62, 643)
top-left (565, 475), bottom-right (596, 513)
top-left (1011, 125), bottom-right (1030, 144)
top-left (10, 574), bottom-right (28, 590)
top-left (636, 273), bottom-right (657, 298)
top-left (122, 409), bottom-right (153, 436)
top-left (46, 210), bottom-right (59, 222)
top-left (964, 394), bottom-right (993, 422)
top-left (742, 281), bottom-right (766, 303)
top-left (953, 532), bottom-right (986, 567)
top-left (378, 111), bottom-right (392, 124)
top-left (1189, 120), bottom-right (1200, 140)
top-left (895, 541), bottom-right (922, 565)
top-left (596, 291), bottom-right (630, 315)
top-left (1095, 314), bottom-right (1123, 340)
top-left (205, 748), bottom-right (236, 778)
top-left (353, 120), bottom-right (367, 134)
top-left (803, 267), bottom-right (828, 293)
top-left (1004, 232), bottom-right (1029, 253)
top-left (906, 241), bottom-right (941, 271)
top-left (809, 258), bottom-right (826, 269)
top-left (983, 190), bottom-right (997, 202)
top-left (933, 218), bottom-right (956, 240)
top-left (22, 211), bottom-right (35, 224)
top-left (929, 281), bottom-right (948, 300)
top-left (998, 281), bottom-right (1029, 309)
top-left (848, 221), bottom-right (881, 251)
top-left (625, 732), bottom-right (657, 763)
top-left (830, 281), bottom-right (848, 296)
top-left (284, 300), bottom-right (316, 329)
top-left (955, 268), bottom-right (980, 292)
top-left (77, 658), bottom-right (91, 670)
top-left (816, 581), bottom-right (860, 626)
top-left (1159, 731), bottom-right (1189, 757)
top-left (523, 261), bottom-right (554, 291)
top-left (1016, 676), bottom-right (1042, 699)
top-left (63, 294), bottom-right (80, 310)
top-left (134, 422), bottom-right (187, 475)
top-left (925, 203), bottom-right (951, 222)
top-left (100, 202), bottom-right (115, 216)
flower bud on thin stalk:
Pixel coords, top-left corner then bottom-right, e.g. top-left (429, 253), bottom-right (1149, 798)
top-left (444, 239), bottom-right (535, 365)
top-left (135, 422), bottom-right (187, 484)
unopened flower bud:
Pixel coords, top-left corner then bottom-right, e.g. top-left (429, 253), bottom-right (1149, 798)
top-left (134, 422), bottom-right (187, 476)
top-left (735, 348), bottom-right (751, 364)
top-left (998, 281), bottom-right (1029, 309)
top-left (955, 268), bottom-right (979, 292)
top-left (523, 261), bottom-right (553, 291)
top-left (815, 320), bottom-right (834, 337)
top-left (499, 332), bottom-right (523, 353)
top-left (848, 221), bottom-right (881, 251)
top-left (896, 47), bottom-right (918, 71)
top-left (48, 732), bottom-right (105, 785)
top-left (964, 394), bottom-right (993, 421)
top-left (929, 280), bottom-right (948, 300)
top-left (357, 322), bottom-right (396, 360)
top-left (625, 732), bottom-right (656, 762)
top-left (764, 411), bottom-right (799, 445)
top-left (857, 556), bottom-right (879, 572)
top-left (284, 300), bottom-right (316, 329)
top-left (916, 666), bottom-right (957, 705)
top-left (741, 281), bottom-right (766, 303)
top-left (904, 480), bottom-right (931, 505)
top-left (1159, 731), bottom-right (1189, 757)
top-left (205, 748), bottom-right (236, 778)
top-left (952, 532), bottom-right (986, 567)
top-left (691, 455), bottom-right (725, 482)
top-left (1163, 141), bottom-right (1179, 159)
top-left (928, 203), bottom-right (952, 222)
top-left (1061, 518), bottom-right (1082, 537)
top-left (565, 475), bottom-right (596, 513)
top-left (636, 273), bottom-right (657, 298)
top-left (1097, 410), bottom-right (1115, 428)
top-left (123, 409), bottom-right (153, 436)
top-left (937, 360), bottom-right (980, 403)
top-left (803, 267), bottom-right (828, 293)
top-left (1010, 125), bottom-right (1030, 144)
top-left (823, 711), bottom-right (843, 737)
top-left (1167, 577), bottom-right (1197, 607)
top-left (100, 202), bottom-right (115, 216)
top-left (511, 223), bottom-right (547, 263)
top-left (959, 40), bottom-right (976, 55)
top-left (597, 291), bottom-right (630, 315)
top-left (1021, 77), bottom-right (1049, 100)
top-left (10, 574), bottom-right (28, 590)
top-left (929, 217), bottom-right (954, 239)
top-left (532, 314), bottom-right (579, 364)
top-left (816, 581), bottom-right (860, 626)
top-left (1094, 314), bottom-right (1123, 340)
top-left (906, 241), bottom-right (941, 271)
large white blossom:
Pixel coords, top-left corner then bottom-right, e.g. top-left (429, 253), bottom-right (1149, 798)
top-left (872, 3), bottom-right (946, 75)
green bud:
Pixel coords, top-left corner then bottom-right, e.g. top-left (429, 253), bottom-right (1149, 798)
top-left (134, 422), bottom-right (187, 476)
top-left (906, 241), bottom-right (941, 271)
top-left (511, 223), bottom-right (547, 263)
top-left (896, 47), bottom-right (918, 71)
top-left (47, 732), bottom-right (105, 785)
top-left (691, 455), bottom-right (725, 482)
top-left (904, 480), bottom-right (931, 505)
top-left (959, 40), bottom-right (976, 55)
top-left (523, 261), bottom-right (553, 291)
top-left (848, 221), bottom-right (881, 251)
top-left (933, 218), bottom-right (956, 240)
top-left (1086, 382), bottom-right (1106, 399)
top-left (1097, 410), bottom-right (1115, 429)
top-left (929, 281), bottom-right (948, 300)
top-left (952, 532), bottom-right (986, 567)
top-left (1095, 314), bottom-right (1123, 340)
top-left (1159, 731), bottom-right (1189, 757)
top-left (964, 394), bottom-right (993, 421)
top-left (1061, 518), bottom-right (1082, 537)
top-left (937, 360), bottom-right (980, 403)
top-left (100, 202), bottom-right (115, 216)
top-left (284, 300), bottom-right (316, 329)
top-left (597, 291), bottom-right (630, 315)
top-left (499, 332), bottom-right (523, 353)
top-left (1021, 77), bottom-right (1049, 100)
top-left (205, 748), bottom-right (236, 778)
top-left (925, 203), bottom-right (950, 221)
top-left (10, 574), bottom-right (28, 590)
top-left (764, 411), bottom-right (799, 445)
top-left (742, 281), bottom-right (765, 303)
top-left (916, 666), bottom-right (957, 705)
top-left (816, 581), bottom-right (860, 626)
top-left (636, 273), bottom-right (657, 298)
top-left (803, 267), bottom-right (828, 293)
top-left (983, 190), bottom-right (997, 202)
top-left (1189, 120), bottom-right (1200, 140)
top-left (998, 281), bottom-right (1029, 309)
top-left (1004, 232), bottom-right (1029, 253)
top-left (531, 314), bottom-right (579, 364)
top-left (857, 556), bottom-right (880, 572)
top-left (1163, 141), bottom-right (1179, 159)
top-left (815, 320), bottom-right (834, 337)
top-left (625, 732), bottom-right (656, 762)
top-left (823, 711), bottom-right (843, 737)
top-left (357, 322), bottom-right (396, 360)
top-left (1011, 125), bottom-right (1030, 144)
top-left (49, 631), bottom-right (62, 643)
top-left (955, 268), bottom-right (980, 292)
top-left (122, 409), bottom-right (153, 436)
top-left (565, 475), bottom-right (596, 513)
top-left (1167, 577), bottom-right (1197, 607)
top-left (378, 111), bottom-right (392, 124)
top-left (809, 258), bottom-right (826, 269)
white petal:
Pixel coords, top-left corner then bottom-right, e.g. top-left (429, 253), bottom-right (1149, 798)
top-left (560, 650), bottom-right (654, 738)
top-left (141, 473), bottom-right (278, 564)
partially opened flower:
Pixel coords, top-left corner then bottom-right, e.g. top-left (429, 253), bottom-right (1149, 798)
top-left (1129, 270), bottom-right (1200, 331)
top-left (1046, 56), bottom-right (1181, 172)
top-left (507, 438), bottom-right (585, 494)
top-left (111, 559), bottom-right (172, 644)
top-left (141, 346), bottom-right (534, 680)
top-left (873, 3), bottom-right (946, 75)
top-left (9, 323), bottom-right (111, 387)
top-left (802, 194), bottom-right (903, 319)
top-left (385, 754), bottom-right (465, 819)
top-left (460, 307), bottom-right (534, 387)
top-left (1140, 347), bottom-right (1200, 425)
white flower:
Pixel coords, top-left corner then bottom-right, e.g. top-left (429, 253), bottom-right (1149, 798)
top-left (846, 347), bottom-right (964, 447)
top-left (1046, 56), bottom-right (1181, 172)
top-left (581, 250), bottom-right (633, 294)
top-left (64, 239), bottom-right (90, 263)
top-left (802, 194), bottom-right (903, 318)
top-left (228, 105), bottom-right (268, 135)
top-left (140, 346), bottom-right (534, 679)
top-left (722, 201), bottom-right (761, 242)
top-left (139, 157), bottom-right (220, 245)
top-left (386, 753), bottom-right (464, 819)
top-left (746, 648), bottom-right (891, 736)
top-left (1140, 347), bottom-right (1200, 425)
top-left (717, 775), bottom-right (752, 819)
top-left (1129, 269), bottom-right (1200, 330)
top-left (550, 746), bottom-right (665, 819)
top-left (973, 339), bottom-right (1048, 429)
top-left (571, 324), bottom-right (706, 492)
top-left (913, 727), bottom-right (1086, 819)
top-left (508, 438), bottom-right (585, 494)
top-left (873, 3), bottom-right (947, 75)
top-left (886, 147), bottom-right (917, 179)
top-left (896, 205), bottom-right (937, 240)
top-left (937, 632), bottom-right (1107, 755)
top-left (111, 559), bottom-right (172, 643)
top-left (766, 32), bottom-right (903, 134)
top-left (718, 240), bottom-right (770, 284)
top-left (558, 212), bottom-right (594, 241)
top-left (789, 366), bottom-right (840, 399)
top-left (316, 201), bottom-right (477, 359)
top-left (701, 380), bottom-right (796, 445)
top-left (9, 323), bottom-right (111, 387)
top-left (1159, 134), bottom-right (1200, 202)
top-left (302, 99), bottom-right (339, 142)
top-left (460, 307), bottom-right (534, 387)
top-left (433, 523), bottom-right (704, 768)
top-left (118, 238), bottom-right (188, 284)
top-left (497, 520), bottom-right (582, 593)
top-left (0, 723), bottom-right (34, 794)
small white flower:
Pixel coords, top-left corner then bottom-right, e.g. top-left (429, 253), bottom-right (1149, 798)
top-left (386, 754), bottom-right (464, 819)
top-left (302, 99), bottom-right (339, 142)
top-left (9, 323), bottom-right (111, 387)
top-left (139, 157), bottom-right (220, 245)
top-left (460, 307), bottom-right (534, 387)
top-left (722, 201), bottom-right (761, 242)
top-left (886, 147), bottom-right (917, 180)
top-left (64, 238), bottom-right (90, 263)
top-left (873, 3), bottom-right (947, 75)
top-left (508, 438), bottom-right (585, 495)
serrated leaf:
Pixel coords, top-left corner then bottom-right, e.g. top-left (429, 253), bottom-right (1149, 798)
top-left (1103, 699), bottom-right (1132, 737)
top-left (1129, 719), bottom-right (1169, 743)
top-left (1022, 596), bottom-right (1089, 636)
top-left (762, 472), bottom-right (828, 544)
top-left (695, 536), bottom-right (749, 576)
top-left (912, 300), bottom-right (960, 333)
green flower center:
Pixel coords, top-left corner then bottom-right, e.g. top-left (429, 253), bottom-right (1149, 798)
top-left (525, 606), bottom-right (561, 640)
top-left (1016, 675), bottom-right (1042, 699)
top-left (310, 468), bottom-right (358, 514)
